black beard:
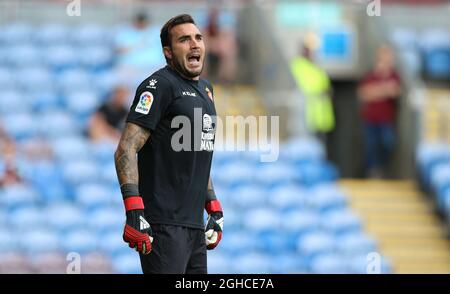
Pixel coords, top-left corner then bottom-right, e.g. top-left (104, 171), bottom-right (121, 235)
top-left (172, 56), bottom-right (203, 79)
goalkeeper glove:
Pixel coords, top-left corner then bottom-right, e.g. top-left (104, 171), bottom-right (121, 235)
top-left (205, 200), bottom-right (224, 250)
top-left (123, 195), bottom-right (153, 255)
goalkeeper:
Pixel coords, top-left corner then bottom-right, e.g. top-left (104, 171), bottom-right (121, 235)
top-left (114, 14), bottom-right (223, 274)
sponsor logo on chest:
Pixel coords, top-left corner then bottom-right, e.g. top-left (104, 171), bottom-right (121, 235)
top-left (182, 91), bottom-right (197, 97)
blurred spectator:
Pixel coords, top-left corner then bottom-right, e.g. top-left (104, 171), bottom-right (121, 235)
top-left (88, 86), bottom-right (129, 143)
top-left (115, 12), bottom-right (165, 86)
top-left (22, 137), bottom-right (54, 162)
top-left (0, 128), bottom-right (22, 187)
top-left (358, 45), bottom-right (402, 178)
top-left (203, 8), bottom-right (237, 83)
top-left (290, 41), bottom-right (335, 151)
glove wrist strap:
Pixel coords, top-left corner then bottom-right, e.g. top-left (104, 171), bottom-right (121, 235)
top-left (124, 196), bottom-right (144, 212)
top-left (205, 200), bottom-right (222, 214)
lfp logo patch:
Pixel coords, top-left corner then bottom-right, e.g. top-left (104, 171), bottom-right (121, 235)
top-left (135, 91), bottom-right (154, 114)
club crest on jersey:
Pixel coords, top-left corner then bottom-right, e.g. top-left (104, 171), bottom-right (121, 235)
top-left (135, 91), bottom-right (154, 114)
top-left (205, 87), bottom-right (213, 101)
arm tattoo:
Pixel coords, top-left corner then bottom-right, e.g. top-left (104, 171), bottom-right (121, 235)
top-left (114, 122), bottom-right (150, 187)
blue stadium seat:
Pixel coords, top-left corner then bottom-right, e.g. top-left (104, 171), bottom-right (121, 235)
top-left (296, 231), bottom-right (335, 259)
top-left (233, 252), bottom-right (272, 274)
top-left (336, 232), bottom-right (377, 256)
top-left (88, 207), bottom-right (124, 233)
top-left (309, 253), bottom-right (348, 274)
top-left (51, 136), bottom-right (92, 161)
top-left (7, 44), bottom-right (42, 67)
top-left (30, 90), bottom-right (61, 112)
top-left (244, 208), bottom-right (281, 234)
top-left (65, 90), bottom-right (101, 121)
top-left (305, 183), bottom-right (348, 212)
top-left (9, 206), bottom-right (47, 230)
top-left (0, 23), bottom-right (33, 45)
top-left (207, 252), bottom-right (232, 274)
top-left (111, 252), bottom-right (142, 274)
top-left (321, 209), bottom-right (362, 236)
top-left (279, 210), bottom-right (320, 236)
top-left (44, 45), bottom-right (78, 71)
top-left (2, 113), bottom-right (37, 140)
top-left (0, 90), bottom-right (29, 115)
top-left (212, 161), bottom-right (254, 188)
top-left (39, 112), bottom-right (80, 139)
top-left (78, 45), bottom-right (113, 71)
top-left (416, 142), bottom-right (450, 190)
top-left (20, 229), bottom-right (60, 254)
top-left (430, 163), bottom-right (450, 209)
top-left (61, 229), bottom-right (99, 254)
top-left (62, 161), bottom-right (100, 187)
top-left (256, 231), bottom-right (293, 254)
top-left (253, 162), bottom-right (296, 188)
top-left (211, 151), bottom-right (241, 168)
top-left (0, 184), bottom-right (40, 209)
top-left (280, 137), bottom-right (325, 161)
top-left (0, 229), bottom-right (15, 253)
top-left (93, 69), bottom-right (120, 97)
top-left (71, 25), bottom-right (112, 46)
top-left (46, 204), bottom-right (85, 232)
top-left (34, 24), bottom-right (70, 45)
top-left (219, 231), bottom-right (258, 255)
top-left (0, 67), bottom-right (14, 87)
top-left (270, 253), bottom-right (307, 274)
top-left (423, 48), bottom-right (450, 79)
top-left (75, 183), bottom-right (113, 209)
top-left (229, 184), bottom-right (267, 210)
top-left (268, 184), bottom-right (307, 212)
top-left (57, 68), bottom-right (93, 93)
top-left (98, 230), bottom-right (125, 257)
top-left (15, 66), bottom-right (54, 92)
top-left (419, 29), bottom-right (450, 79)
top-left (99, 161), bottom-right (118, 186)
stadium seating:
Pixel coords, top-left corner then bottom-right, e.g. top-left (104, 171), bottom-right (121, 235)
top-left (416, 142), bottom-right (450, 226)
top-left (0, 22), bottom-right (389, 274)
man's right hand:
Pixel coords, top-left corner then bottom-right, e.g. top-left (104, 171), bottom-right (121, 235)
top-left (123, 196), bottom-right (153, 255)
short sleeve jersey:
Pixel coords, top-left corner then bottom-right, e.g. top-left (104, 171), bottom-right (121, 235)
top-left (126, 65), bottom-right (216, 229)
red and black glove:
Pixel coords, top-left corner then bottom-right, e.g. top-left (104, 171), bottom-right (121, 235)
top-left (205, 200), bottom-right (224, 250)
top-left (123, 194), bottom-right (153, 255)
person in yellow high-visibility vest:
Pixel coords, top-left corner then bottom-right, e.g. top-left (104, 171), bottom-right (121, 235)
top-left (290, 43), bottom-right (335, 142)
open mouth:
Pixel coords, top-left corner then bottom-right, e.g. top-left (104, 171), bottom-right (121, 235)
top-left (187, 53), bottom-right (201, 63)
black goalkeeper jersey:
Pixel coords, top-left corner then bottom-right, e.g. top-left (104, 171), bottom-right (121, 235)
top-left (126, 65), bottom-right (216, 229)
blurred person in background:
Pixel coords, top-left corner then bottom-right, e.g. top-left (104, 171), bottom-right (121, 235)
top-left (88, 86), bottom-right (129, 143)
top-left (115, 12), bottom-right (165, 86)
top-left (358, 44), bottom-right (402, 178)
top-left (203, 7), bottom-right (237, 83)
top-left (0, 128), bottom-right (21, 187)
top-left (290, 39), bottom-right (335, 155)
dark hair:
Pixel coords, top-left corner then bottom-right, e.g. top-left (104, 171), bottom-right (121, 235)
top-left (160, 14), bottom-right (196, 62)
top-left (135, 12), bottom-right (148, 24)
